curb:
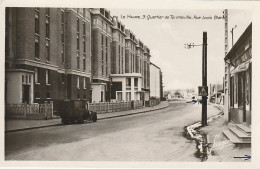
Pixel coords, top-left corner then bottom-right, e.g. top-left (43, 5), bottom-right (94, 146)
top-left (5, 123), bottom-right (63, 133)
top-left (5, 103), bottom-right (169, 133)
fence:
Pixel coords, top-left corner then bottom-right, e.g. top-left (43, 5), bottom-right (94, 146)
top-left (5, 101), bottom-right (53, 120)
top-left (87, 100), bottom-right (143, 114)
top-left (149, 98), bottom-right (161, 107)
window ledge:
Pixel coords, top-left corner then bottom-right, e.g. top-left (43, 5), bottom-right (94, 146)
top-left (46, 84), bottom-right (51, 86)
top-left (46, 98), bottom-right (51, 100)
top-left (35, 98), bottom-right (41, 99)
top-left (35, 82), bottom-right (40, 85)
top-left (35, 57), bottom-right (40, 61)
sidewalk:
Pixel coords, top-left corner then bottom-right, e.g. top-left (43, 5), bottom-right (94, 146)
top-left (199, 105), bottom-right (251, 162)
top-left (208, 102), bottom-right (224, 111)
top-left (5, 101), bottom-right (169, 132)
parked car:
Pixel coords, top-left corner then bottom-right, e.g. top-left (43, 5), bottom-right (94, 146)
top-left (58, 100), bottom-right (97, 124)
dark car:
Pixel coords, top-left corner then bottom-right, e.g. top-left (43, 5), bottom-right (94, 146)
top-left (58, 100), bottom-right (97, 124)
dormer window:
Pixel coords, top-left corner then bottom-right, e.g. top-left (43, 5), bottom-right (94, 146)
top-left (100, 8), bottom-right (105, 15)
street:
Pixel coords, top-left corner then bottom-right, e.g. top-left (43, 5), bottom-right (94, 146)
top-left (5, 100), bottom-right (221, 161)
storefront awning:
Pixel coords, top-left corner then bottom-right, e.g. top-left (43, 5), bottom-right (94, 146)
top-left (231, 59), bottom-right (251, 75)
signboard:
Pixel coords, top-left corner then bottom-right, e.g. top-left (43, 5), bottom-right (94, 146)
top-left (198, 86), bottom-right (208, 96)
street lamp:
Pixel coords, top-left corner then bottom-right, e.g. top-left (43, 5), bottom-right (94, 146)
top-left (184, 32), bottom-right (208, 126)
top-left (230, 25), bottom-right (237, 47)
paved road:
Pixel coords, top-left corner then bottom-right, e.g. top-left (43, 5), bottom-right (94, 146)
top-left (5, 100), bottom-right (221, 161)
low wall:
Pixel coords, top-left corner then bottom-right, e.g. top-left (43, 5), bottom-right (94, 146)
top-left (5, 102), bottom-right (53, 120)
top-left (87, 100), bottom-right (143, 114)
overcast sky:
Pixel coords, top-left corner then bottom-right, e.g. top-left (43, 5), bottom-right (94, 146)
top-left (110, 9), bottom-right (252, 91)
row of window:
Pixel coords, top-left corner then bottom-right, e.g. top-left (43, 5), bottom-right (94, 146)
top-left (35, 68), bottom-right (51, 85)
top-left (118, 32), bottom-right (125, 44)
top-left (61, 9), bottom-right (65, 63)
top-left (76, 8), bottom-right (89, 19)
top-left (35, 8), bottom-right (88, 70)
top-left (35, 91), bottom-right (51, 99)
top-left (101, 33), bottom-right (109, 76)
top-left (34, 8), bottom-right (149, 76)
top-left (92, 18), bottom-right (112, 34)
top-left (126, 41), bottom-right (136, 52)
top-left (35, 91), bottom-right (87, 100)
top-left (77, 76), bottom-right (87, 89)
top-left (130, 51), bottom-right (135, 73)
top-left (118, 44), bottom-right (124, 74)
top-left (34, 67), bottom-right (89, 90)
top-left (126, 78), bottom-right (138, 87)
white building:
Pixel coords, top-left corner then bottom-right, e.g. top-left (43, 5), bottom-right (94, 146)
top-left (110, 73), bottom-right (143, 102)
top-left (150, 63), bottom-right (161, 98)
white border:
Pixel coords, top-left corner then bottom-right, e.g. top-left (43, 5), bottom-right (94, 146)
top-left (1, 0), bottom-right (260, 168)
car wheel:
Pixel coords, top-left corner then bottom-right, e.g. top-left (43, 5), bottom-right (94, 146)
top-left (91, 112), bottom-right (97, 122)
top-left (77, 115), bottom-right (84, 124)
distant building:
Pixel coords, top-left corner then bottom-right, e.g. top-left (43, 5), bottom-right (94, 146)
top-left (209, 83), bottom-right (224, 104)
top-left (224, 23), bottom-right (252, 125)
top-left (150, 63), bottom-right (161, 99)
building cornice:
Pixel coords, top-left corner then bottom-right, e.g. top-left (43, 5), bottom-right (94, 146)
top-left (110, 73), bottom-right (142, 78)
top-left (91, 12), bottom-right (113, 25)
top-left (65, 8), bottom-right (91, 23)
top-left (92, 76), bottom-right (110, 82)
top-left (5, 69), bottom-right (35, 74)
top-left (92, 27), bottom-right (112, 37)
top-left (66, 69), bottom-right (91, 77)
top-left (14, 59), bottom-right (59, 71)
top-left (125, 37), bottom-right (138, 45)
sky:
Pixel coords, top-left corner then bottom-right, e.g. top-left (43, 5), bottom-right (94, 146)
top-left (110, 9), bottom-right (252, 91)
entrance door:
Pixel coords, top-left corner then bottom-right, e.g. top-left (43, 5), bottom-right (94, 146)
top-left (238, 72), bottom-right (246, 122)
top-left (22, 85), bottom-right (30, 103)
top-left (101, 91), bottom-right (104, 102)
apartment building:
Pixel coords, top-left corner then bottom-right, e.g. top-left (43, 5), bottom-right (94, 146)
top-left (5, 7), bottom-right (161, 108)
top-left (110, 18), bottom-right (143, 101)
top-left (90, 8), bottom-right (113, 102)
top-left (5, 8), bottom-right (92, 111)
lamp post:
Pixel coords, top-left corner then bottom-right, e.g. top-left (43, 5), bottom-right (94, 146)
top-left (184, 32), bottom-right (208, 126)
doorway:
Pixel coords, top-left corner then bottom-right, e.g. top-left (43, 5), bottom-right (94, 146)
top-left (238, 72), bottom-right (246, 122)
top-left (22, 85), bottom-right (30, 103)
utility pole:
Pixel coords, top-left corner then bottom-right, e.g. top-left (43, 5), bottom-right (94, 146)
top-left (184, 32), bottom-right (208, 126)
top-left (202, 32), bottom-right (208, 126)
